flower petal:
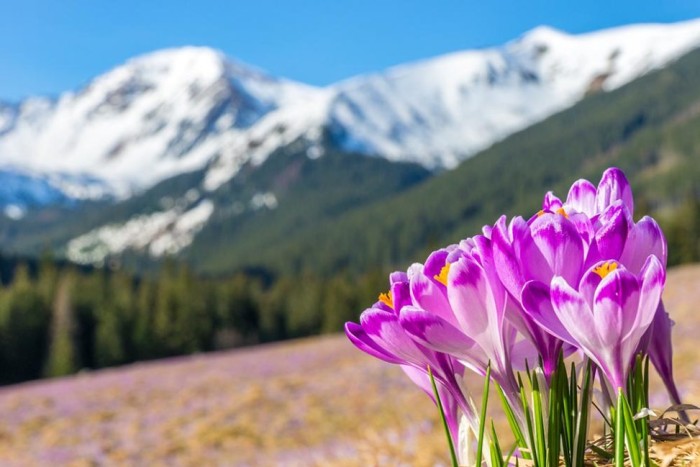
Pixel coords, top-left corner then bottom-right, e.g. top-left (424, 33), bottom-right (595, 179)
top-left (578, 261), bottom-right (605, 309)
top-left (647, 302), bottom-right (682, 404)
top-left (594, 202), bottom-right (630, 261)
top-left (543, 191), bottom-right (563, 211)
top-left (390, 271), bottom-right (408, 284)
top-left (345, 321), bottom-right (403, 364)
top-left (492, 216), bottom-right (526, 299)
top-left (620, 216), bottom-right (667, 275)
top-left (632, 255), bottom-right (665, 340)
top-left (521, 280), bottom-right (576, 346)
top-left (391, 280), bottom-right (412, 313)
top-left (566, 179), bottom-right (597, 216)
top-left (592, 267), bottom-right (640, 349)
top-left (521, 214), bottom-right (584, 286)
top-left (360, 308), bottom-right (430, 365)
top-left (596, 167), bottom-right (634, 216)
top-left (424, 248), bottom-right (451, 284)
top-left (410, 268), bottom-right (460, 328)
top-left (447, 257), bottom-right (499, 339)
top-left (400, 306), bottom-right (482, 367)
top-left (550, 276), bottom-right (598, 353)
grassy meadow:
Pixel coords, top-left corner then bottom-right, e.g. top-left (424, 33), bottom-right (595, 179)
top-left (0, 264), bottom-right (698, 466)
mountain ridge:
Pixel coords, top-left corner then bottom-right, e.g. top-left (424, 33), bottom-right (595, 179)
top-left (3, 19), bottom-right (700, 207)
top-left (3, 19), bottom-right (700, 268)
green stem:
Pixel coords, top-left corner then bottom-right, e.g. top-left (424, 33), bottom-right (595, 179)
top-left (475, 363), bottom-right (492, 467)
top-left (428, 366), bottom-right (459, 467)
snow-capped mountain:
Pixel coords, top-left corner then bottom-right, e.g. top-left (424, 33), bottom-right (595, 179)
top-left (4, 20), bottom-right (700, 204)
top-left (3, 19), bottom-right (700, 264)
top-left (326, 20), bottom-right (700, 168)
top-left (0, 47), bottom-right (326, 200)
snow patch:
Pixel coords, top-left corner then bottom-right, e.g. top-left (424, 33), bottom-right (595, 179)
top-left (4, 205), bottom-right (25, 220)
top-left (66, 199), bottom-right (215, 264)
top-left (250, 192), bottom-right (278, 210)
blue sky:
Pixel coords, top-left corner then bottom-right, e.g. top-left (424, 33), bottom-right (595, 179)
top-left (2, 0), bottom-right (700, 100)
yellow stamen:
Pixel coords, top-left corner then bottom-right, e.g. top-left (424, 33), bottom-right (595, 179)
top-left (593, 261), bottom-right (618, 279)
top-left (556, 207), bottom-right (569, 218)
top-left (536, 209), bottom-right (546, 217)
top-left (378, 291), bottom-right (393, 309)
top-left (434, 263), bottom-right (451, 286)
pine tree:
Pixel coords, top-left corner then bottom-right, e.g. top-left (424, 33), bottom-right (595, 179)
top-left (44, 272), bottom-right (79, 377)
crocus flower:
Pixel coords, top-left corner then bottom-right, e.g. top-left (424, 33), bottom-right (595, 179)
top-left (541, 167), bottom-right (634, 220)
top-left (521, 255), bottom-right (665, 392)
top-left (546, 168), bottom-right (682, 402)
top-left (344, 272), bottom-right (478, 449)
top-left (491, 211), bottom-right (585, 376)
top-left (400, 236), bottom-right (527, 403)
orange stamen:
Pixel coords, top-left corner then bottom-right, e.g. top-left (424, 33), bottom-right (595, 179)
top-left (378, 291), bottom-right (393, 309)
top-left (556, 207), bottom-right (569, 218)
top-left (593, 261), bottom-right (618, 279)
top-left (434, 263), bottom-right (451, 286)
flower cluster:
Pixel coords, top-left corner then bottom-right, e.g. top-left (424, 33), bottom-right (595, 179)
top-left (346, 167), bottom-right (681, 464)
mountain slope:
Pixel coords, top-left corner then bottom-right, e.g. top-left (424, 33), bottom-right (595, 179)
top-left (200, 45), bottom-right (700, 275)
top-left (326, 20), bottom-right (700, 168)
top-left (3, 20), bottom-right (700, 207)
top-left (3, 19), bottom-right (700, 267)
top-left (0, 47), bottom-right (327, 200)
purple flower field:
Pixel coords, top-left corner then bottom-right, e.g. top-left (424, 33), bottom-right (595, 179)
top-left (0, 265), bottom-right (698, 466)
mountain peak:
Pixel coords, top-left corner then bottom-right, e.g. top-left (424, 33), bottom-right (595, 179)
top-left (519, 25), bottom-right (569, 43)
top-left (3, 18), bottom-right (700, 208)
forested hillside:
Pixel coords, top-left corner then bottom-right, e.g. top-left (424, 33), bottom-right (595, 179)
top-left (211, 46), bottom-right (700, 276)
top-left (2, 41), bottom-right (700, 387)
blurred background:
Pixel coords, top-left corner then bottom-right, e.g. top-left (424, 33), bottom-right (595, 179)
top-left (2, 1), bottom-right (700, 465)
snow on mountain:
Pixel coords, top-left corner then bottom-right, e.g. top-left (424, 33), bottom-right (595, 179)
top-left (0, 47), bottom-right (323, 199)
top-left (4, 19), bottom-right (700, 261)
top-left (326, 19), bottom-right (700, 169)
top-left (4, 20), bottom-right (700, 201)
top-left (66, 198), bottom-right (215, 264)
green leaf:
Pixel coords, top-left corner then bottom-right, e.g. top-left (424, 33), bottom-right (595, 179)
top-left (428, 366), bottom-right (459, 467)
top-left (520, 379), bottom-right (537, 464)
top-left (589, 443), bottom-right (614, 460)
top-left (558, 357), bottom-right (573, 467)
top-left (620, 389), bottom-right (642, 467)
top-left (476, 363), bottom-right (492, 467)
top-left (547, 363), bottom-right (562, 467)
top-left (531, 371), bottom-right (547, 467)
top-left (497, 383), bottom-right (528, 455)
top-left (642, 356), bottom-right (650, 467)
top-left (615, 391), bottom-right (626, 467)
top-left (575, 360), bottom-right (593, 467)
top-left (490, 419), bottom-right (504, 467)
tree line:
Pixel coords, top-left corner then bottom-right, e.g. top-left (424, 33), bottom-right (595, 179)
top-left (0, 257), bottom-right (386, 385)
top-left (0, 192), bottom-right (697, 386)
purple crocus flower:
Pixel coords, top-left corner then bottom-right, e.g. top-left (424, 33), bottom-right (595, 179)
top-left (546, 168), bottom-right (682, 401)
top-left (541, 167), bottom-right (634, 219)
top-left (344, 272), bottom-right (477, 450)
top-left (491, 211), bottom-right (585, 376)
top-left (400, 237), bottom-right (527, 402)
top-left (521, 255), bottom-right (665, 392)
